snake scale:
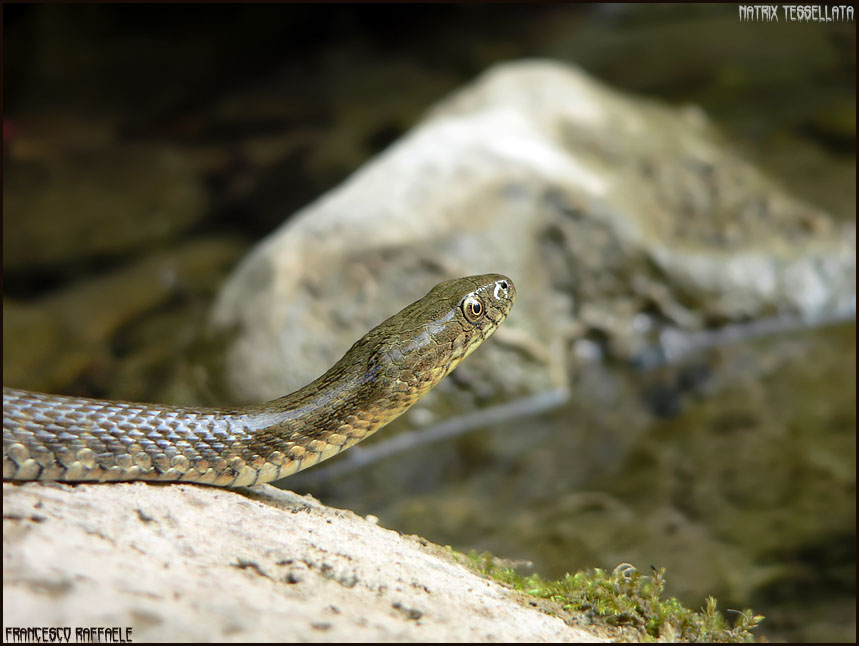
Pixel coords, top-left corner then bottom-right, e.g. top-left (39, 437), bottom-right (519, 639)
top-left (3, 274), bottom-right (515, 487)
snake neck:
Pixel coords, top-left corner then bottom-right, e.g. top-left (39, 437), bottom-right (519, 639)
top-left (236, 335), bottom-right (443, 468)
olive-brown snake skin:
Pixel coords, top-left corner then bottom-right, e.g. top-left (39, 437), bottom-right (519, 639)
top-left (3, 274), bottom-right (515, 487)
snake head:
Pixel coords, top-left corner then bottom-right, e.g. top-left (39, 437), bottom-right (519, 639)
top-left (367, 274), bottom-right (516, 394)
top-left (295, 274), bottom-right (516, 437)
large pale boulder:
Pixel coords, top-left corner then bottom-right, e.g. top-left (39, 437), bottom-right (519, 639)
top-left (210, 60), bottom-right (854, 414)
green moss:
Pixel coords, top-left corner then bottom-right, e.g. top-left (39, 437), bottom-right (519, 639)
top-left (457, 550), bottom-right (764, 642)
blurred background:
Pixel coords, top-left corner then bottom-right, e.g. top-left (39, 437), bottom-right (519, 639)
top-left (3, 4), bottom-right (855, 642)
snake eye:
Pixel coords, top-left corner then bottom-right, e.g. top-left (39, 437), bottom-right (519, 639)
top-left (461, 295), bottom-right (485, 323)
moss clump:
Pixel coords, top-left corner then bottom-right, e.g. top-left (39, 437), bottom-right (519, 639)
top-left (461, 551), bottom-right (764, 642)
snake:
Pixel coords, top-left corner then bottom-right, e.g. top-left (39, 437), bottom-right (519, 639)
top-left (3, 274), bottom-right (515, 487)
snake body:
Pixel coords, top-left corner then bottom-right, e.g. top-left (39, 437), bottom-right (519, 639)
top-left (3, 274), bottom-right (515, 487)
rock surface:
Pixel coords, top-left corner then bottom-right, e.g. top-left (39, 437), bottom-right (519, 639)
top-left (2, 482), bottom-right (604, 642)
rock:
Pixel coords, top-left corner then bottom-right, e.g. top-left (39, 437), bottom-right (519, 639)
top-left (210, 59), bottom-right (854, 412)
top-left (2, 482), bottom-right (603, 642)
